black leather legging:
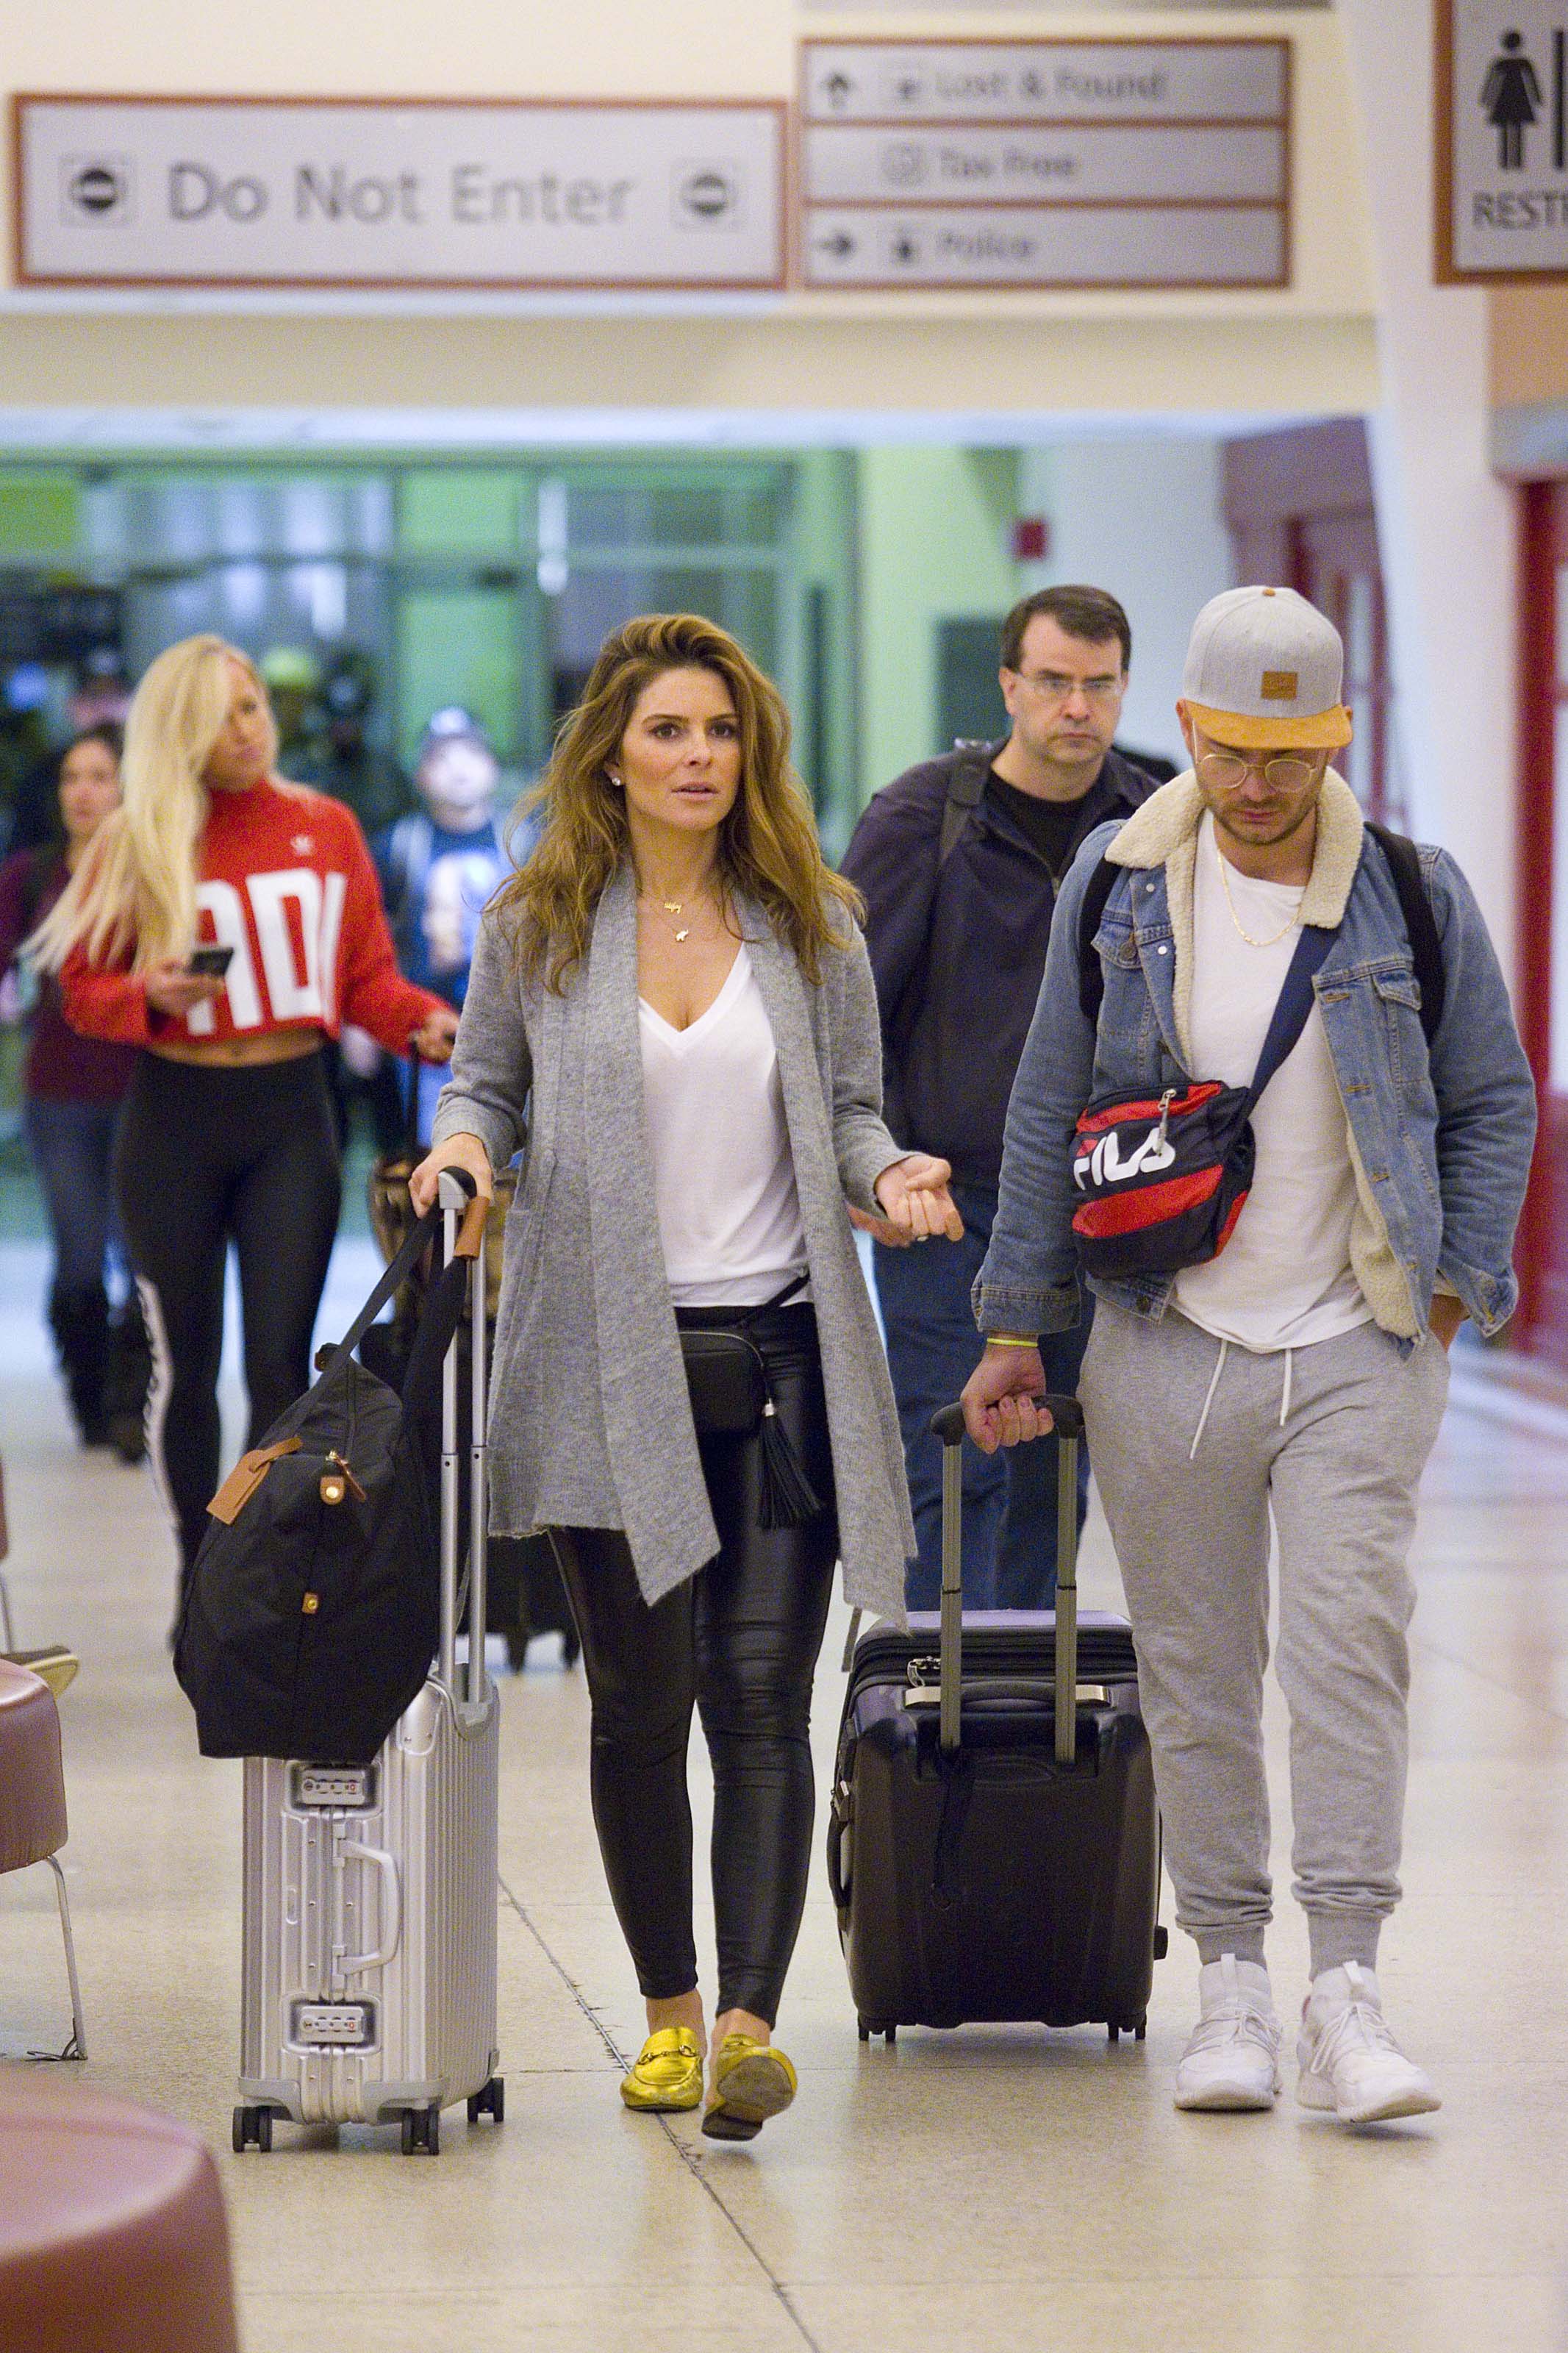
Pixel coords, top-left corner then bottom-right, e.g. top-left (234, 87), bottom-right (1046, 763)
top-left (548, 1303), bottom-right (837, 2027)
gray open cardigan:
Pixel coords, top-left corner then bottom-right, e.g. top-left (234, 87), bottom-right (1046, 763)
top-left (430, 864), bottom-right (917, 1622)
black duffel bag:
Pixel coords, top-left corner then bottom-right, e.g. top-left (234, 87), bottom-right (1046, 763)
top-left (173, 1182), bottom-right (486, 1763)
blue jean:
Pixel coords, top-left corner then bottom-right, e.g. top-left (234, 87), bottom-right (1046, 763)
top-left (873, 1180), bottom-right (1091, 1611)
top-left (24, 1094), bottom-right (125, 1298)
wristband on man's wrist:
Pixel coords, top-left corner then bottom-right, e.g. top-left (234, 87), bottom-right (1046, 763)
top-left (987, 1333), bottom-right (1039, 1350)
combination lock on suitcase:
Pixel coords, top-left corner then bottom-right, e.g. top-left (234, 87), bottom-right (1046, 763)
top-left (828, 1396), bottom-right (1166, 2043)
top-left (233, 1169), bottom-right (503, 2157)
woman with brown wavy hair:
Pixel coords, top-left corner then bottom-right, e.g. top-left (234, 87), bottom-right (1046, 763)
top-left (412, 613), bottom-right (960, 2140)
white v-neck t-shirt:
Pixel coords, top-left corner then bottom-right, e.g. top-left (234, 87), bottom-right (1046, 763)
top-left (639, 944), bottom-right (810, 1308)
top-left (1171, 813), bottom-right (1370, 1353)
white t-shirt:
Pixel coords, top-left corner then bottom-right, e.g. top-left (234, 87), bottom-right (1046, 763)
top-left (1171, 813), bottom-right (1370, 1353)
top-left (640, 944), bottom-right (810, 1308)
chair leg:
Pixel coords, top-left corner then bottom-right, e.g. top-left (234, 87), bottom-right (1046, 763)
top-left (40, 1854), bottom-right (87, 2061)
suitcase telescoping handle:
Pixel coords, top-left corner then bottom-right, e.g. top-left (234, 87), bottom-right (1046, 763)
top-left (437, 1168), bottom-right (490, 1707)
top-left (928, 1395), bottom-right (1086, 1764)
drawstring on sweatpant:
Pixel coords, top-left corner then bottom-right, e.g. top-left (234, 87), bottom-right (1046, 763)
top-left (1279, 1347), bottom-right (1295, 1431)
top-left (1189, 1340), bottom-right (1230, 1460)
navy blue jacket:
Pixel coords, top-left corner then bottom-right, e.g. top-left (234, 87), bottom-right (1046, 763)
top-left (841, 743), bottom-right (1153, 1189)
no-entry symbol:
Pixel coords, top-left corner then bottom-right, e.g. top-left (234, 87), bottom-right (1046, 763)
top-left (60, 156), bottom-right (134, 224)
top-left (673, 163), bottom-right (742, 228)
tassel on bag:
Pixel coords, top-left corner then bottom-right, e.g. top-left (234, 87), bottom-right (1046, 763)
top-left (756, 1392), bottom-right (823, 1530)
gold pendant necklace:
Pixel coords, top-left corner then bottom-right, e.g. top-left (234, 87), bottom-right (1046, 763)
top-left (642, 892), bottom-right (694, 944)
top-left (1214, 835), bottom-right (1298, 951)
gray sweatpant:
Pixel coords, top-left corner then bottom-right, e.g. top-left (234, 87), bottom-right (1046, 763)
top-left (1078, 1302), bottom-right (1450, 1977)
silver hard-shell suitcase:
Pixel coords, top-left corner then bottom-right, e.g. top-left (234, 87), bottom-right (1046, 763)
top-left (233, 1168), bottom-right (503, 2156)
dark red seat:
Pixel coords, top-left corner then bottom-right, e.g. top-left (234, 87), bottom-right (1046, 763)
top-left (0, 2077), bottom-right (239, 2352)
top-left (0, 1660), bottom-right (85, 2060)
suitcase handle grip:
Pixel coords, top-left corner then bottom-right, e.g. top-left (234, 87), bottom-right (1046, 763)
top-left (826, 1810), bottom-right (850, 1910)
top-left (336, 1840), bottom-right (402, 1976)
top-left (929, 1394), bottom-right (1084, 1447)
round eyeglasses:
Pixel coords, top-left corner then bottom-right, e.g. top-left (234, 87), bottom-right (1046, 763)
top-left (1198, 750), bottom-right (1322, 795)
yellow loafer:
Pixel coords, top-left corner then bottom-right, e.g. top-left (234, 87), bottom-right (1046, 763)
top-left (4, 1646), bottom-right (79, 1701)
top-left (701, 2034), bottom-right (797, 2141)
top-left (620, 2027), bottom-right (704, 2113)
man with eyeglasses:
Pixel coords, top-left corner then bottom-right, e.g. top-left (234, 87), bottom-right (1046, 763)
top-left (842, 585), bottom-right (1155, 1611)
top-left (962, 586), bottom-right (1534, 2127)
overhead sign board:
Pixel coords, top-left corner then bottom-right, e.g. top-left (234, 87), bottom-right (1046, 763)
top-left (798, 38), bottom-right (1290, 290)
top-left (1437, 2), bottom-right (1568, 281)
top-left (12, 96), bottom-right (787, 293)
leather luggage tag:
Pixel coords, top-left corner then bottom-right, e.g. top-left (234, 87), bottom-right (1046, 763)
top-left (207, 1437), bottom-right (303, 1525)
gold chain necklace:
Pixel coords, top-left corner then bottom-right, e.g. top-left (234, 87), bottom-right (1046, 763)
top-left (1214, 833), bottom-right (1299, 951)
top-left (640, 890), bottom-right (715, 946)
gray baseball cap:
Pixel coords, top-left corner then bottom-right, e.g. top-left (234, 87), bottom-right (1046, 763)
top-left (1181, 586), bottom-right (1353, 751)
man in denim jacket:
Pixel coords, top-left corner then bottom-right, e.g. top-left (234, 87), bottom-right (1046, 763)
top-left (962, 588), bottom-right (1536, 2128)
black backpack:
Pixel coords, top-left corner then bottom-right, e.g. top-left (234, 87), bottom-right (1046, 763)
top-left (173, 1199), bottom-right (481, 1763)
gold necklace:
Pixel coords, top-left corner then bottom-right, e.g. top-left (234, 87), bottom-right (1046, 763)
top-left (1214, 834), bottom-right (1298, 950)
top-left (640, 890), bottom-right (711, 946)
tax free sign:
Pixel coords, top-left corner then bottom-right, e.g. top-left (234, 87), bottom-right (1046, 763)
top-left (13, 96), bottom-right (786, 291)
top-left (1439, 1), bottom-right (1568, 279)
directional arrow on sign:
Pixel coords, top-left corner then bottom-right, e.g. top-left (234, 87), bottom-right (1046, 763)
top-left (815, 231), bottom-right (856, 259)
top-left (824, 72), bottom-right (854, 111)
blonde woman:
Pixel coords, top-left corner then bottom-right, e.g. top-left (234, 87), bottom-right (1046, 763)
top-left (35, 635), bottom-right (457, 1594)
top-left (411, 614), bottom-right (960, 2141)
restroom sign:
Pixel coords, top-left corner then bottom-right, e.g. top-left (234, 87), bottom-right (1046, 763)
top-left (1438, 3), bottom-right (1568, 279)
top-left (12, 96), bottom-right (787, 292)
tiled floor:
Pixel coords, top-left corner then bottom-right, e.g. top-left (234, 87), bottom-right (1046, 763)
top-left (2, 1234), bottom-right (1567, 2352)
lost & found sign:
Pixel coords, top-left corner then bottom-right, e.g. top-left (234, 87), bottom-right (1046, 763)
top-left (12, 96), bottom-right (786, 293)
top-left (799, 38), bottom-right (1291, 290)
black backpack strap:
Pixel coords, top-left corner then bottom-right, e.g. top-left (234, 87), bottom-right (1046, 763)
top-left (937, 740), bottom-right (995, 867)
top-left (1244, 924), bottom-right (1337, 1108)
top-left (282, 1204), bottom-right (445, 1436)
top-left (1365, 821), bottom-right (1445, 1047)
top-left (1075, 853), bottom-right (1125, 1025)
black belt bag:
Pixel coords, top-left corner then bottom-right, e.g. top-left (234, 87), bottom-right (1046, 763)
top-left (1070, 923), bottom-right (1334, 1280)
top-left (679, 1274), bottom-right (823, 1529)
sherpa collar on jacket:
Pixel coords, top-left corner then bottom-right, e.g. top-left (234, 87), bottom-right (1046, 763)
top-left (1100, 768), bottom-right (1363, 1066)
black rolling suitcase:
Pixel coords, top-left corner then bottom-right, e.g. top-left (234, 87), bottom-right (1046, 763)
top-left (827, 1396), bottom-right (1165, 2042)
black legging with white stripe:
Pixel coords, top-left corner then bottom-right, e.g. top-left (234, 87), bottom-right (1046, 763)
top-left (115, 1049), bottom-right (341, 1577)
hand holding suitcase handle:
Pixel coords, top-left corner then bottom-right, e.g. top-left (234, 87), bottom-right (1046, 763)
top-left (930, 1397), bottom-right (1084, 1763)
top-left (931, 1397), bottom-right (1083, 1448)
top-left (410, 1131), bottom-right (493, 1222)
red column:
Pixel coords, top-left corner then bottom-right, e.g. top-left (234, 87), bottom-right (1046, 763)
top-left (1514, 479), bottom-right (1557, 1346)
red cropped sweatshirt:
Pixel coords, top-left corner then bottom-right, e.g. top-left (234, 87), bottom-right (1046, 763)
top-left (61, 776), bottom-right (446, 1054)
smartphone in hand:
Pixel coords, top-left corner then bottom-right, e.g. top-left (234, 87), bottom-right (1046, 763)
top-left (187, 945), bottom-right (235, 979)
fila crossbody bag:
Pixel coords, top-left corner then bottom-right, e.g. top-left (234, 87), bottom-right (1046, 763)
top-left (1068, 923), bottom-right (1333, 1278)
top-left (1066, 824), bottom-right (1443, 1282)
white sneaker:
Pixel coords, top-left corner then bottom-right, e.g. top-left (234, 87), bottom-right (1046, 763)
top-left (1173, 1954), bottom-right (1283, 2111)
top-left (1296, 1962), bottom-right (1440, 2124)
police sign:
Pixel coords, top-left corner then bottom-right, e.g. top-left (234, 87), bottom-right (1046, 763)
top-left (1439, 1), bottom-right (1568, 279)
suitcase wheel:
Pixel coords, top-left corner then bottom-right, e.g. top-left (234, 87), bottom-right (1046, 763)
top-left (401, 2105), bottom-right (440, 2156)
top-left (1108, 2017), bottom-right (1148, 2046)
top-left (467, 2077), bottom-right (505, 2126)
top-left (858, 2019), bottom-right (896, 2045)
top-left (232, 2105), bottom-right (273, 2154)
